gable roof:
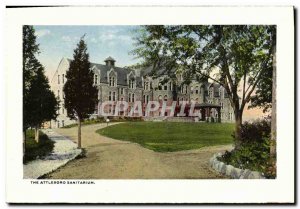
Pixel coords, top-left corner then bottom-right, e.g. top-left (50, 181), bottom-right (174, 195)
top-left (66, 58), bottom-right (142, 87)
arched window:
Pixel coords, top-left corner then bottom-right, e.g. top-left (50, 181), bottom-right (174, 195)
top-left (164, 95), bottom-right (168, 101)
top-left (94, 74), bottom-right (98, 85)
top-left (195, 86), bottom-right (199, 94)
top-left (109, 91), bottom-right (112, 101)
top-left (158, 95), bottom-right (162, 102)
top-left (209, 87), bottom-right (214, 98)
top-left (129, 79), bottom-right (135, 89)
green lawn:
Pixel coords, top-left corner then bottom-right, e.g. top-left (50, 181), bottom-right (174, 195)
top-left (96, 122), bottom-right (235, 152)
top-left (24, 129), bottom-right (55, 164)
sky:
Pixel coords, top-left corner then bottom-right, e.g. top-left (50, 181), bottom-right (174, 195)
top-left (34, 25), bottom-right (141, 80)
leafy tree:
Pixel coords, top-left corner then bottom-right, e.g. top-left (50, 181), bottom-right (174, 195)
top-left (133, 25), bottom-right (275, 147)
top-left (26, 66), bottom-right (59, 142)
top-left (23, 25), bottom-right (59, 144)
top-left (23, 25), bottom-right (40, 132)
top-left (63, 37), bottom-right (98, 148)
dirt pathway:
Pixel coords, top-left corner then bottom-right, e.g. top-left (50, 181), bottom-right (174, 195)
top-left (47, 123), bottom-right (233, 179)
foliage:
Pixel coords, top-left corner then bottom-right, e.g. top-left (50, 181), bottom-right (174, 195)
top-left (23, 25), bottom-right (59, 140)
top-left (132, 25), bottom-right (275, 142)
top-left (97, 122), bottom-right (234, 152)
top-left (23, 25), bottom-right (40, 130)
top-left (26, 67), bottom-right (59, 128)
top-left (218, 119), bottom-right (276, 178)
top-left (250, 26), bottom-right (276, 113)
top-left (24, 129), bottom-right (55, 164)
top-left (63, 37), bottom-right (98, 121)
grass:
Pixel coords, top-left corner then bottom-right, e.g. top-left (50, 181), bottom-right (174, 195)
top-left (24, 129), bottom-right (55, 164)
top-left (62, 117), bottom-right (143, 128)
top-left (97, 122), bottom-right (235, 152)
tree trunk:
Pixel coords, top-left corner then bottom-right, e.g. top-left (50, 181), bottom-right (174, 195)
top-left (78, 117), bottom-right (82, 149)
top-left (234, 111), bottom-right (243, 149)
top-left (23, 130), bottom-right (26, 162)
top-left (34, 126), bottom-right (39, 143)
top-left (270, 45), bottom-right (276, 158)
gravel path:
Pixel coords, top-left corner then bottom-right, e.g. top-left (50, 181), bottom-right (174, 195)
top-left (47, 123), bottom-right (233, 179)
top-left (23, 129), bottom-right (82, 179)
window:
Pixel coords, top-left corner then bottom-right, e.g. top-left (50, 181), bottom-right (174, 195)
top-left (144, 81), bottom-right (149, 90)
top-left (120, 88), bottom-right (124, 94)
top-left (109, 91), bottom-right (112, 101)
top-left (128, 93), bottom-right (131, 102)
top-left (132, 94), bottom-right (135, 102)
top-left (220, 88), bottom-right (224, 99)
top-left (169, 82), bottom-right (172, 91)
top-left (62, 107), bottom-right (64, 114)
top-left (94, 75), bottom-right (98, 85)
top-left (195, 86), bottom-right (199, 94)
top-left (146, 95), bottom-right (149, 103)
top-left (185, 86), bottom-right (188, 94)
top-left (109, 76), bottom-right (115, 86)
top-left (62, 74), bottom-right (65, 84)
top-left (158, 95), bottom-right (162, 102)
top-left (58, 75), bottom-right (60, 84)
top-left (209, 88), bottom-right (214, 98)
top-left (143, 95), bottom-right (146, 103)
top-left (158, 84), bottom-right (162, 90)
top-left (129, 79), bottom-right (135, 89)
top-left (113, 92), bottom-right (116, 101)
top-left (58, 90), bottom-right (60, 99)
top-left (62, 120), bottom-right (64, 127)
top-left (220, 102), bottom-right (224, 109)
top-left (164, 85), bottom-right (168, 91)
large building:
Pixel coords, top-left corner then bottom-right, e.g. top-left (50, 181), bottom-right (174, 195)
top-left (50, 57), bottom-right (234, 128)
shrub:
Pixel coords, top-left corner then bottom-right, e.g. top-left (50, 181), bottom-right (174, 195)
top-left (24, 129), bottom-right (55, 164)
top-left (219, 119), bottom-right (276, 178)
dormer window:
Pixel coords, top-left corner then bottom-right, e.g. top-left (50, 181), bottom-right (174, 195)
top-left (62, 74), bottom-right (65, 84)
top-left (129, 79), bottom-right (135, 89)
top-left (94, 74), bottom-right (98, 85)
top-left (209, 88), bottom-right (214, 98)
top-left (144, 81), bottom-right (149, 90)
top-left (109, 76), bottom-right (116, 86)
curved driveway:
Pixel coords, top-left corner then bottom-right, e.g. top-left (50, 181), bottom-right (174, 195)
top-left (48, 123), bottom-right (232, 179)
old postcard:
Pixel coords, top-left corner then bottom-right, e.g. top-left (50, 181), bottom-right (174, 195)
top-left (5, 6), bottom-right (294, 203)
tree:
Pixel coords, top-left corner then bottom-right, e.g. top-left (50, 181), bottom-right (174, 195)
top-left (133, 25), bottom-right (275, 147)
top-left (249, 27), bottom-right (276, 114)
top-left (63, 37), bottom-right (98, 148)
top-left (270, 28), bottom-right (276, 158)
top-left (23, 26), bottom-right (40, 133)
top-left (23, 25), bottom-right (58, 144)
top-left (23, 25), bottom-right (59, 144)
top-left (26, 66), bottom-right (59, 142)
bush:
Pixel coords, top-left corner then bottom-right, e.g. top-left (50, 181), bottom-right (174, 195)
top-left (219, 119), bottom-right (276, 178)
top-left (24, 129), bottom-right (55, 164)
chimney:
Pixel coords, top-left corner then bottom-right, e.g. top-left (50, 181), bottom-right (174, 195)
top-left (104, 56), bottom-right (116, 67)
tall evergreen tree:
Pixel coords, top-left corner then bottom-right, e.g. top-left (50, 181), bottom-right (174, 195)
top-left (26, 66), bottom-right (59, 142)
top-left (63, 37), bottom-right (98, 148)
top-left (23, 25), bottom-right (40, 132)
top-left (23, 25), bottom-right (59, 144)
